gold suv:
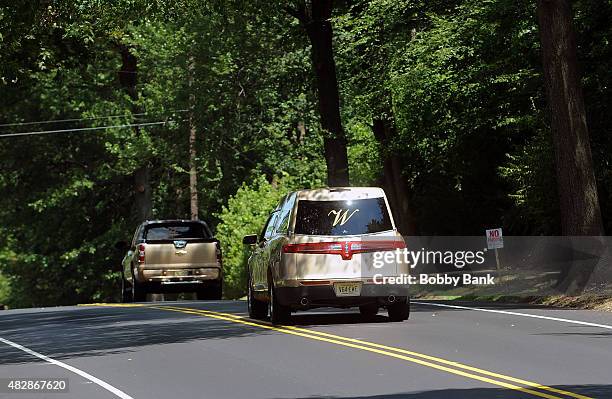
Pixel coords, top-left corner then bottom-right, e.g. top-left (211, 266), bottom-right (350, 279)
top-left (243, 187), bottom-right (409, 324)
top-left (117, 220), bottom-right (222, 302)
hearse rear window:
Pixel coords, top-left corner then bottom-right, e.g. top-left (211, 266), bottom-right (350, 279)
top-left (294, 198), bottom-right (392, 236)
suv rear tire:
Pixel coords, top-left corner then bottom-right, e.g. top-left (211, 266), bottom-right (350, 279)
top-left (210, 282), bottom-right (222, 300)
top-left (196, 282), bottom-right (222, 300)
top-left (121, 272), bottom-right (132, 303)
top-left (131, 269), bottom-right (147, 302)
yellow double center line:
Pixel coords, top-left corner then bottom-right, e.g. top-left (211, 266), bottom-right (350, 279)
top-left (85, 303), bottom-right (591, 399)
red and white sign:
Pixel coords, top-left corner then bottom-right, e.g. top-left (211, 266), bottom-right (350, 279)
top-left (486, 228), bottom-right (503, 249)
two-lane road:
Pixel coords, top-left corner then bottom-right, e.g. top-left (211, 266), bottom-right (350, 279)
top-left (1, 300), bottom-right (611, 398)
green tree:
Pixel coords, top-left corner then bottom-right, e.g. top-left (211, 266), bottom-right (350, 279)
top-left (216, 175), bottom-right (322, 298)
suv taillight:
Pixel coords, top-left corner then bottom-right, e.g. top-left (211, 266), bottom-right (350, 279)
top-left (138, 244), bottom-right (145, 263)
top-left (215, 242), bottom-right (222, 265)
top-left (282, 240), bottom-right (405, 261)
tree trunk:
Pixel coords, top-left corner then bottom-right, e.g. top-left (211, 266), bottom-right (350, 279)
top-left (188, 57), bottom-right (199, 220)
top-left (189, 120), bottom-right (198, 220)
top-left (537, 0), bottom-right (603, 236)
top-left (133, 166), bottom-right (152, 222)
top-left (119, 45), bottom-right (152, 223)
top-left (372, 118), bottom-right (416, 235)
top-left (290, 1), bottom-right (349, 186)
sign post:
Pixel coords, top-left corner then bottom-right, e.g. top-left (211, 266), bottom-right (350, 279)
top-left (486, 228), bottom-right (504, 289)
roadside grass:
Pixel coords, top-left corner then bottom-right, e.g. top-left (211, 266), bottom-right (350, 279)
top-left (0, 272), bottom-right (10, 309)
top-left (412, 268), bottom-right (612, 312)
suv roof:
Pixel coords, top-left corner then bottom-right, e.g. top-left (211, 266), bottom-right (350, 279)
top-left (141, 219), bottom-right (209, 225)
top-left (294, 187), bottom-right (386, 201)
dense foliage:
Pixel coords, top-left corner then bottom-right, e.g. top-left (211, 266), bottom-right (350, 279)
top-left (0, 0), bottom-right (610, 306)
top-left (216, 174), bottom-right (324, 297)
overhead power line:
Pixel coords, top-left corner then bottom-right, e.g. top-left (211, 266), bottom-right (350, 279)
top-left (0, 110), bottom-right (189, 128)
top-left (0, 121), bottom-right (178, 138)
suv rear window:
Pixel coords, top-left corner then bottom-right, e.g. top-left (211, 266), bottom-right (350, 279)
top-left (294, 198), bottom-right (392, 236)
top-left (144, 223), bottom-right (211, 240)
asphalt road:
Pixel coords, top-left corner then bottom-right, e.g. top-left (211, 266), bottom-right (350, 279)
top-left (1, 300), bottom-right (611, 399)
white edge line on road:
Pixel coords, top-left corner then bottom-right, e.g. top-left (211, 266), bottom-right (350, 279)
top-left (412, 301), bottom-right (612, 330)
top-left (0, 337), bottom-right (133, 399)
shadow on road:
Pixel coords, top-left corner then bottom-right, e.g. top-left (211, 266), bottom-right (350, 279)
top-left (288, 312), bottom-right (389, 326)
top-left (0, 304), bottom-right (265, 365)
top-left (273, 385), bottom-right (612, 399)
top-left (410, 300), bottom-right (561, 311)
top-left (532, 331), bottom-right (612, 338)
top-left (412, 299), bottom-right (612, 314)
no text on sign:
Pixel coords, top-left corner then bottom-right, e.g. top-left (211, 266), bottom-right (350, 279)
top-left (486, 228), bottom-right (503, 249)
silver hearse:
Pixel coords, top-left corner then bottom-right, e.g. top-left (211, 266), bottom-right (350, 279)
top-left (243, 187), bottom-right (410, 323)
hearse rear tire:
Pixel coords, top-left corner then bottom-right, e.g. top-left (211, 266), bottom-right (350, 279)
top-left (248, 280), bottom-right (268, 319)
top-left (387, 299), bottom-right (410, 322)
top-left (269, 284), bottom-right (290, 324)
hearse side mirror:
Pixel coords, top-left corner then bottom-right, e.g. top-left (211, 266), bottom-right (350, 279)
top-left (115, 241), bottom-right (128, 251)
top-left (242, 234), bottom-right (258, 245)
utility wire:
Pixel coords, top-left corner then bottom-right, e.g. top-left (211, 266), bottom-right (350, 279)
top-left (0, 121), bottom-right (177, 138)
top-left (1, 121), bottom-right (283, 176)
top-left (0, 110), bottom-right (189, 128)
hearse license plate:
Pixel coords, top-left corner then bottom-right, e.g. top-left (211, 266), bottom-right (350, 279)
top-left (334, 282), bottom-right (362, 297)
